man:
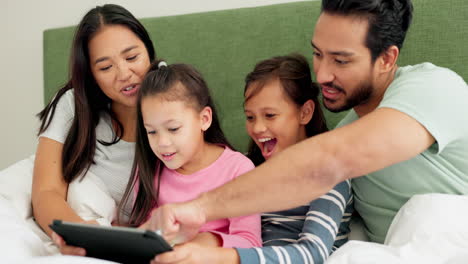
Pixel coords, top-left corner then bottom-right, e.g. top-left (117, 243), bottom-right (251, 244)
top-left (150, 0), bottom-right (468, 261)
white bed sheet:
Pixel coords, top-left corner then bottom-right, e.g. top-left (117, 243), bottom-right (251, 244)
top-left (2, 156), bottom-right (468, 263)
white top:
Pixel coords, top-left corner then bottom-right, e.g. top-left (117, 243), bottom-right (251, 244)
top-left (40, 90), bottom-right (135, 206)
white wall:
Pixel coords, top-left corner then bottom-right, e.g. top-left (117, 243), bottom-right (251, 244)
top-left (1, 0), bottom-right (306, 169)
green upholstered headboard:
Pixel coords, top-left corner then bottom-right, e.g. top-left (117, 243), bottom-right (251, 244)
top-left (43, 0), bottom-right (467, 152)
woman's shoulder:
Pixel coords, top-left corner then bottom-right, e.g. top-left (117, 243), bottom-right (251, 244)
top-left (53, 88), bottom-right (75, 110)
top-left (39, 89), bottom-right (75, 142)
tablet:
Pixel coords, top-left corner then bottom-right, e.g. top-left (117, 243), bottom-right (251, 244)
top-left (50, 220), bottom-right (172, 264)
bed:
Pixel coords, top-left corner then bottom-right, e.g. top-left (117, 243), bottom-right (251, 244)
top-left (2, 0), bottom-right (467, 262)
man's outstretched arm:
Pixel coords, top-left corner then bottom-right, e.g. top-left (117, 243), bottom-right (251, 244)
top-left (152, 108), bottom-right (434, 243)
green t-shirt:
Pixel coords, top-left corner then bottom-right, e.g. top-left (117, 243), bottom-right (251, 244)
top-left (337, 63), bottom-right (468, 243)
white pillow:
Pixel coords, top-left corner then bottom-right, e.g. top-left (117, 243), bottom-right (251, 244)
top-left (384, 193), bottom-right (468, 262)
top-left (326, 193), bottom-right (468, 264)
top-left (0, 155), bottom-right (35, 220)
top-left (0, 154), bottom-right (115, 225)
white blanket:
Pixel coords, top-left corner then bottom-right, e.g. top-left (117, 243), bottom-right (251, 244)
top-left (2, 156), bottom-right (468, 263)
top-left (0, 155), bottom-right (116, 263)
top-left (327, 193), bottom-right (468, 264)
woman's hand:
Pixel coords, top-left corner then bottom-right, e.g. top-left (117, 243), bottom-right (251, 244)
top-left (51, 219), bottom-right (98, 256)
top-left (151, 242), bottom-right (239, 264)
top-left (51, 232), bottom-right (86, 256)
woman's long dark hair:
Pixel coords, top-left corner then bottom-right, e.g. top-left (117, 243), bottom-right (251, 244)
top-left (118, 60), bottom-right (233, 226)
top-left (37, 4), bottom-right (155, 184)
top-left (244, 54), bottom-right (328, 166)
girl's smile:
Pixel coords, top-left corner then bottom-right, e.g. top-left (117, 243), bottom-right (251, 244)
top-left (161, 152), bottom-right (177, 161)
top-left (258, 137), bottom-right (277, 159)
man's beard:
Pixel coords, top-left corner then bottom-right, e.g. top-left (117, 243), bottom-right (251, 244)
top-left (322, 80), bottom-right (373, 113)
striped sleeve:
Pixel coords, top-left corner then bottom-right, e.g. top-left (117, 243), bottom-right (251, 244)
top-left (236, 180), bottom-right (353, 264)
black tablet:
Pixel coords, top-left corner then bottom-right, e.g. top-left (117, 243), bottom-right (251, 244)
top-left (50, 220), bottom-right (172, 264)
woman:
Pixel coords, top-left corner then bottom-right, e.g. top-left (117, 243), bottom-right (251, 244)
top-left (32, 4), bottom-right (155, 237)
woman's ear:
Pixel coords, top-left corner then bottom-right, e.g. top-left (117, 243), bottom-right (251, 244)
top-left (200, 106), bottom-right (213, 131)
top-left (299, 100), bottom-right (315, 125)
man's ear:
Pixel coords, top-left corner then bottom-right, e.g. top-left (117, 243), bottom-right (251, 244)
top-left (200, 106), bottom-right (213, 131)
top-left (299, 100), bottom-right (315, 125)
top-left (378, 45), bottom-right (399, 73)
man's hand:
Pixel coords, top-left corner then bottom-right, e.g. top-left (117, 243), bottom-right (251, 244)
top-left (145, 200), bottom-right (207, 245)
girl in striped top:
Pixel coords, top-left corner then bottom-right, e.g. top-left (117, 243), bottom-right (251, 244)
top-left (236, 54), bottom-right (353, 264)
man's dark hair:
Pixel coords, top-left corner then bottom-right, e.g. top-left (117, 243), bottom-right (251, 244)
top-left (321, 0), bottom-right (413, 61)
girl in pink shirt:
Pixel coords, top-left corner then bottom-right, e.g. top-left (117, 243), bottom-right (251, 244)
top-left (118, 60), bottom-right (261, 249)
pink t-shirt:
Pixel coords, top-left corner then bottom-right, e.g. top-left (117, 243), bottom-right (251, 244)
top-left (156, 147), bottom-right (261, 248)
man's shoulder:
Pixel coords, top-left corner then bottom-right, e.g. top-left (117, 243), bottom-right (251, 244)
top-left (384, 62), bottom-right (466, 101)
top-left (395, 63), bottom-right (464, 84)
